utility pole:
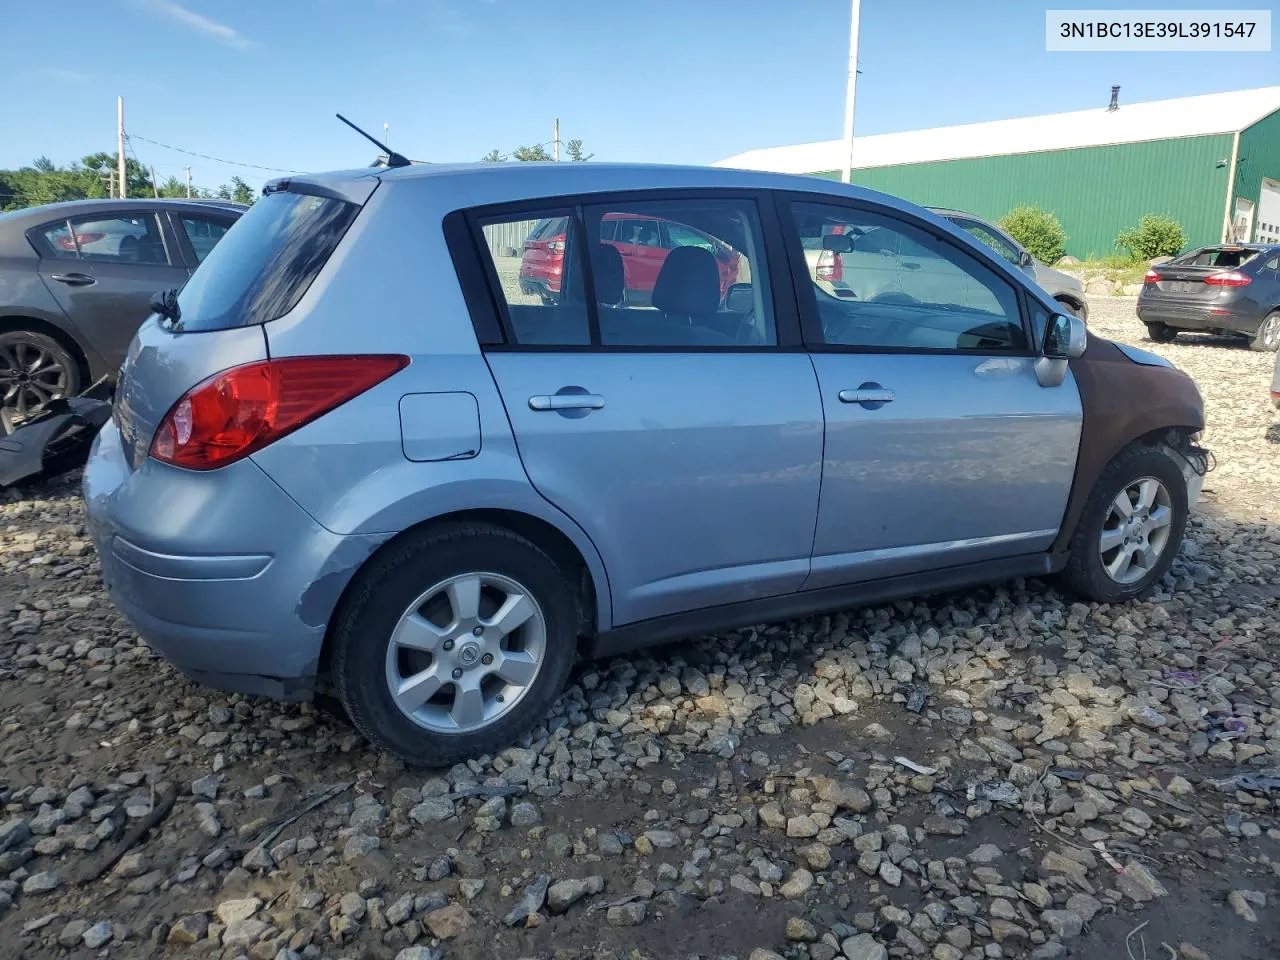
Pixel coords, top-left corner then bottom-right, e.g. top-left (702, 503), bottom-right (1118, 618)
top-left (553, 118), bottom-right (560, 161)
top-left (185, 167), bottom-right (192, 198)
top-left (841, 0), bottom-right (861, 184)
top-left (117, 96), bottom-right (127, 199)
top-left (150, 166), bottom-right (159, 198)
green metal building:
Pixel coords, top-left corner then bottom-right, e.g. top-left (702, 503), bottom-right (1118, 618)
top-left (716, 86), bottom-right (1280, 259)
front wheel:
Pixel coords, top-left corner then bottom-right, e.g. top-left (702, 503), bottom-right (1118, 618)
top-left (1062, 444), bottom-right (1189, 603)
top-left (332, 523), bottom-right (579, 767)
top-left (1145, 323), bottom-right (1178, 343)
top-left (1249, 311), bottom-right (1280, 352)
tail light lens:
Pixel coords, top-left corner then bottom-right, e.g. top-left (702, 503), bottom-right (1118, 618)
top-left (1143, 269), bottom-right (1161, 284)
top-left (150, 355), bottom-right (409, 470)
top-left (816, 250), bottom-right (843, 282)
top-left (547, 236), bottom-right (566, 254)
top-left (1204, 271), bottom-right (1251, 287)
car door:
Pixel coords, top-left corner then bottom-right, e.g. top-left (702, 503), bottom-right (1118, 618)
top-left (469, 192), bottom-right (824, 625)
top-left (782, 196), bottom-right (1082, 589)
top-left (33, 210), bottom-right (190, 370)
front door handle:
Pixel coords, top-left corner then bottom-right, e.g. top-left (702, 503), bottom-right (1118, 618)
top-left (529, 394), bottom-right (606, 411)
top-left (50, 272), bottom-right (95, 287)
top-left (838, 383), bottom-right (895, 409)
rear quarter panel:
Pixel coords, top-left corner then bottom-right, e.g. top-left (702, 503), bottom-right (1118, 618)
top-left (251, 176), bottom-right (615, 628)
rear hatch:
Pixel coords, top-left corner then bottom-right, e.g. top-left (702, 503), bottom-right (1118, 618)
top-left (1143, 246), bottom-right (1262, 303)
top-left (113, 174), bottom-right (379, 469)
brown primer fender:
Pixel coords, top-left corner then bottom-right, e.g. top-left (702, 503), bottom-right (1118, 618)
top-left (1050, 334), bottom-right (1205, 554)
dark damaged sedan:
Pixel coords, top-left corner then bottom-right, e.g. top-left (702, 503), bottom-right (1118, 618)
top-left (1137, 243), bottom-right (1280, 351)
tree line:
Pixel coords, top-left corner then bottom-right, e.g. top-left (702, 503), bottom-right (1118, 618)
top-left (0, 154), bottom-right (256, 212)
top-left (481, 139), bottom-right (591, 163)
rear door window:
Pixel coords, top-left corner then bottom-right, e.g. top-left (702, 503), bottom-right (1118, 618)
top-left (37, 213), bottom-right (170, 264)
top-left (174, 190), bottom-right (359, 332)
top-left (177, 215), bottom-right (233, 264)
top-left (472, 197), bottom-right (776, 349)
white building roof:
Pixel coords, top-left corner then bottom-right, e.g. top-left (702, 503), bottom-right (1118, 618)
top-left (715, 86), bottom-right (1280, 174)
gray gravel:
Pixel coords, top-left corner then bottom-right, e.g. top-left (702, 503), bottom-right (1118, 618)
top-left (0, 296), bottom-right (1276, 959)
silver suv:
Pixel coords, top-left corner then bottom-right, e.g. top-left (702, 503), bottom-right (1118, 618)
top-left (83, 163), bottom-right (1208, 765)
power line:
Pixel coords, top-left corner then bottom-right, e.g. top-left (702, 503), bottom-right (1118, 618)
top-left (126, 133), bottom-right (301, 174)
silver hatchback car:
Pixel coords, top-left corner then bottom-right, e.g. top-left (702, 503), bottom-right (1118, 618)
top-left (84, 163), bottom-right (1209, 765)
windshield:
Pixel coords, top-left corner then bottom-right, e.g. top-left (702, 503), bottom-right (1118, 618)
top-left (175, 191), bottom-right (360, 332)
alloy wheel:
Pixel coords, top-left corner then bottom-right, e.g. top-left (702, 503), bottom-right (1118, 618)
top-left (1098, 477), bottom-right (1174, 584)
top-left (384, 572), bottom-right (547, 734)
top-left (0, 339), bottom-right (71, 420)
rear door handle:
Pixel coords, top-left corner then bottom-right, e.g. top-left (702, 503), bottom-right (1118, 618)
top-left (528, 394), bottom-right (606, 411)
top-left (838, 383), bottom-right (895, 409)
top-left (50, 272), bottom-right (95, 287)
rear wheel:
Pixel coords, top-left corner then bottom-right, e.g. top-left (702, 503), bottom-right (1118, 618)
top-left (1063, 444), bottom-right (1188, 603)
top-left (332, 522), bottom-right (578, 767)
top-left (1145, 323), bottom-right (1178, 343)
top-left (1249, 311), bottom-right (1280, 352)
top-left (0, 330), bottom-right (80, 428)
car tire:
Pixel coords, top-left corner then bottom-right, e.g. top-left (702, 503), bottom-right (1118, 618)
top-left (0, 330), bottom-right (81, 426)
top-left (1062, 443), bottom-right (1188, 604)
top-left (1248, 311), bottom-right (1280, 352)
top-left (332, 521), bottom-right (579, 767)
top-left (1145, 323), bottom-right (1178, 343)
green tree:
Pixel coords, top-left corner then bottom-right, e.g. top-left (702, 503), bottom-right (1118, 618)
top-left (215, 183), bottom-right (233, 201)
top-left (229, 176), bottom-right (255, 205)
top-left (157, 175), bottom-right (189, 198)
top-left (997, 205), bottom-right (1068, 265)
top-left (566, 139), bottom-right (592, 162)
top-left (481, 149), bottom-right (505, 162)
top-left (512, 144), bottom-right (552, 161)
top-left (1115, 215), bottom-right (1185, 262)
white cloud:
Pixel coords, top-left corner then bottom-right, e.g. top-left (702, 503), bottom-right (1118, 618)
top-left (134, 0), bottom-right (256, 52)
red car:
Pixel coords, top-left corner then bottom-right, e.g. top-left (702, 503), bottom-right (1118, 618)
top-left (519, 213), bottom-right (741, 305)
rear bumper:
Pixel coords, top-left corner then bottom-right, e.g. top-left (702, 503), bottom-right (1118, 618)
top-left (1136, 298), bottom-right (1261, 334)
top-left (82, 419), bottom-right (385, 700)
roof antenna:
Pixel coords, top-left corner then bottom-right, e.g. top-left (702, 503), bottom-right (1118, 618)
top-left (335, 113), bottom-right (411, 168)
top-left (1108, 85), bottom-right (1120, 111)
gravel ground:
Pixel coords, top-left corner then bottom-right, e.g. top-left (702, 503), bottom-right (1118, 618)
top-left (0, 296), bottom-right (1277, 960)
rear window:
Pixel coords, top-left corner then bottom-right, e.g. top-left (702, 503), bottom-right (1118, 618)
top-left (1168, 246), bottom-right (1261, 268)
top-left (174, 191), bottom-right (359, 332)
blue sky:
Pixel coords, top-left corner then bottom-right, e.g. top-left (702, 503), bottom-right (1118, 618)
top-left (2, 0), bottom-right (1276, 193)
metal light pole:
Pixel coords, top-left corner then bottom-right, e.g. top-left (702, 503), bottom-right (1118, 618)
top-left (116, 96), bottom-right (127, 199)
top-left (841, 0), bottom-right (861, 184)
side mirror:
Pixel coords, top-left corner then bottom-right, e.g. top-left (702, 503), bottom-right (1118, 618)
top-left (1043, 312), bottom-right (1087, 359)
top-left (1019, 250), bottom-right (1034, 268)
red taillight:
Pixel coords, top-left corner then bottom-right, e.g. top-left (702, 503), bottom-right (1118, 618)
top-left (1143, 269), bottom-right (1161, 284)
top-left (816, 250), bottom-right (843, 282)
top-left (547, 235), bottom-right (566, 254)
top-left (1204, 271), bottom-right (1251, 287)
top-left (150, 355), bottom-right (409, 470)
